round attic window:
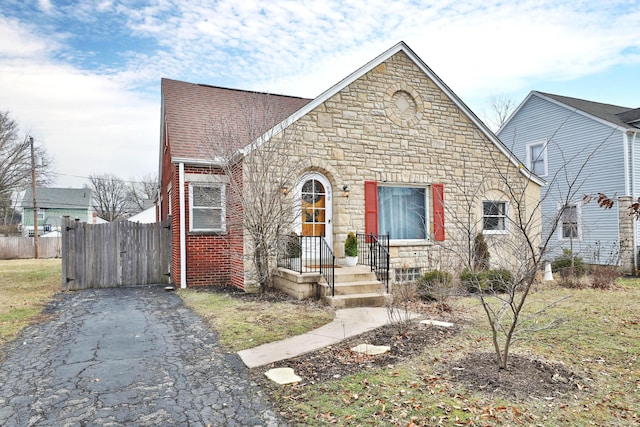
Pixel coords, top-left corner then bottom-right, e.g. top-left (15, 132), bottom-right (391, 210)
top-left (384, 85), bottom-right (423, 127)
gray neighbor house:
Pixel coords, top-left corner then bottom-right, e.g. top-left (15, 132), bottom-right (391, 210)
top-left (498, 91), bottom-right (640, 273)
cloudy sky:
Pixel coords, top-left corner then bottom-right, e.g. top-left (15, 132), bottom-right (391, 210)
top-left (1, 0), bottom-right (639, 188)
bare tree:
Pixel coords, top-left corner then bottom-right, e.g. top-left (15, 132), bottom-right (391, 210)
top-left (0, 110), bottom-right (53, 209)
top-left (201, 94), bottom-right (307, 291)
top-left (483, 95), bottom-right (516, 132)
top-left (127, 173), bottom-right (158, 212)
top-left (88, 173), bottom-right (130, 221)
top-left (440, 115), bottom-right (613, 370)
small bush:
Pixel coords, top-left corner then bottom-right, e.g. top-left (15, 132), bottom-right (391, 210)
top-left (344, 231), bottom-right (358, 257)
top-left (552, 249), bottom-right (586, 278)
top-left (460, 268), bottom-right (513, 293)
top-left (416, 270), bottom-right (453, 301)
top-left (589, 265), bottom-right (621, 289)
top-left (483, 268), bottom-right (513, 293)
top-left (285, 232), bottom-right (301, 258)
top-left (473, 232), bottom-right (490, 270)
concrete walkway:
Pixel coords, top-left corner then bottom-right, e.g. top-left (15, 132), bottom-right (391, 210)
top-left (238, 307), bottom-right (422, 368)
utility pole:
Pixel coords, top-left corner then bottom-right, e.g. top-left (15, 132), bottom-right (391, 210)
top-left (30, 136), bottom-right (39, 259)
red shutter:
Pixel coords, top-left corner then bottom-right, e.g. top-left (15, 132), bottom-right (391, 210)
top-left (364, 181), bottom-right (378, 236)
top-left (432, 183), bottom-right (445, 241)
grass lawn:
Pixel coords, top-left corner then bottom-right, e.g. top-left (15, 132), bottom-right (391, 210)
top-left (0, 259), bottom-right (61, 347)
top-left (285, 280), bottom-right (640, 426)
top-left (179, 288), bottom-right (335, 351)
top-left (2, 259), bottom-right (637, 425)
top-left (183, 279), bottom-right (640, 426)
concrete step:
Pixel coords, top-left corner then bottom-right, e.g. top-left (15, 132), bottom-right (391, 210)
top-left (324, 292), bottom-right (392, 308)
top-left (333, 280), bottom-right (385, 295)
top-left (333, 265), bottom-right (378, 283)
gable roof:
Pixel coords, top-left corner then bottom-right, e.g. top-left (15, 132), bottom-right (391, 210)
top-left (504, 91), bottom-right (640, 132)
top-left (161, 42), bottom-right (544, 186)
top-left (241, 41), bottom-right (544, 186)
top-left (21, 187), bottom-right (92, 209)
top-left (161, 79), bottom-right (312, 162)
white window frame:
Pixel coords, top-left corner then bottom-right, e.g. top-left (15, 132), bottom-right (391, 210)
top-left (482, 200), bottom-right (508, 234)
top-left (558, 203), bottom-right (581, 241)
top-left (37, 208), bottom-right (45, 221)
top-left (188, 182), bottom-right (226, 233)
top-left (526, 140), bottom-right (548, 177)
top-left (378, 185), bottom-right (429, 242)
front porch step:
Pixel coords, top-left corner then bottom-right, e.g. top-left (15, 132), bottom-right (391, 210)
top-left (333, 280), bottom-right (383, 295)
top-left (324, 292), bottom-right (392, 308)
top-left (274, 264), bottom-right (391, 307)
top-left (321, 265), bottom-right (390, 308)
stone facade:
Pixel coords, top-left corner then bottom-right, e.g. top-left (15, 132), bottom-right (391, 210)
top-left (252, 50), bottom-right (541, 285)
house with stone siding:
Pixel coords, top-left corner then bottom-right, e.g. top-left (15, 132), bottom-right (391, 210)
top-left (158, 41), bottom-right (543, 302)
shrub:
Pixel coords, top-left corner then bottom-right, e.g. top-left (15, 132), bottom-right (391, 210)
top-left (416, 270), bottom-right (453, 301)
top-left (473, 232), bottom-right (490, 270)
top-left (589, 265), bottom-right (621, 289)
top-left (552, 249), bottom-right (586, 278)
top-left (483, 268), bottom-right (513, 293)
top-left (285, 232), bottom-right (301, 258)
top-left (344, 231), bottom-right (358, 257)
top-left (460, 268), bottom-right (482, 293)
top-left (460, 267), bottom-right (512, 293)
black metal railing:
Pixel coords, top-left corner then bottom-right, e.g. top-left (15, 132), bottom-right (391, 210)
top-left (318, 237), bottom-right (336, 296)
top-left (277, 234), bottom-right (336, 296)
top-left (357, 233), bottom-right (390, 293)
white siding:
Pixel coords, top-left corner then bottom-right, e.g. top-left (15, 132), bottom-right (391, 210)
top-left (499, 94), bottom-right (626, 265)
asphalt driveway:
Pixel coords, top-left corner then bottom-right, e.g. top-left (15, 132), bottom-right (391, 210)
top-left (0, 286), bottom-right (281, 426)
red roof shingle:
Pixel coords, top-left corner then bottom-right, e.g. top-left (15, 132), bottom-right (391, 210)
top-left (161, 78), bottom-right (312, 161)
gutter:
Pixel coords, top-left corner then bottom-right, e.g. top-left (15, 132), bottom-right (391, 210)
top-left (179, 162), bottom-right (187, 289)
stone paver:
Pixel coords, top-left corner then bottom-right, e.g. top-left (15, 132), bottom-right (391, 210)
top-left (0, 286), bottom-right (281, 427)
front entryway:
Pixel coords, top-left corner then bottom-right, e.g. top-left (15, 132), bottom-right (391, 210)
top-left (296, 172), bottom-right (332, 261)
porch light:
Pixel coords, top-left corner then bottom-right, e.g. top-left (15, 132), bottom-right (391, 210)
top-left (342, 185), bottom-right (350, 198)
top-left (280, 185), bottom-right (288, 196)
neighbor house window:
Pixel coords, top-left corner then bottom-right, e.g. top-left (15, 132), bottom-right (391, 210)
top-left (527, 141), bottom-right (548, 176)
top-left (560, 204), bottom-right (580, 240)
top-left (483, 201), bottom-right (508, 233)
top-left (189, 183), bottom-right (225, 233)
top-left (378, 186), bottom-right (427, 240)
top-left (37, 208), bottom-right (45, 221)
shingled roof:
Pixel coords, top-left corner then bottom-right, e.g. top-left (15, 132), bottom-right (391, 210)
top-left (21, 187), bottom-right (92, 209)
top-left (537, 91), bottom-right (639, 130)
top-left (161, 78), bottom-right (312, 161)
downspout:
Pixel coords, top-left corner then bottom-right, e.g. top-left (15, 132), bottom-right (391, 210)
top-left (179, 162), bottom-right (187, 289)
top-left (632, 132), bottom-right (638, 273)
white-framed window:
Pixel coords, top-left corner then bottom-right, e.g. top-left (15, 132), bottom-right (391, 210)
top-left (37, 208), bottom-right (45, 221)
top-left (526, 140), bottom-right (548, 176)
top-left (483, 201), bottom-right (508, 234)
top-left (560, 203), bottom-right (581, 240)
top-left (189, 183), bottom-right (225, 233)
top-left (378, 186), bottom-right (428, 240)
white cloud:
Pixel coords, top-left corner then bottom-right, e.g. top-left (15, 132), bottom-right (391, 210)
top-left (2, 0), bottom-right (640, 186)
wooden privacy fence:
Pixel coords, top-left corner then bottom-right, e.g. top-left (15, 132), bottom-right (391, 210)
top-left (61, 216), bottom-right (171, 290)
top-left (0, 237), bottom-right (61, 259)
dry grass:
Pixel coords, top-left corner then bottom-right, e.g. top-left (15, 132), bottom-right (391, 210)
top-left (254, 279), bottom-right (640, 426)
top-left (0, 259), bottom-right (61, 347)
top-left (178, 289), bottom-right (335, 351)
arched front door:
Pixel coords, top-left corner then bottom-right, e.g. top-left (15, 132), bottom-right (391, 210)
top-left (297, 173), bottom-right (332, 259)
